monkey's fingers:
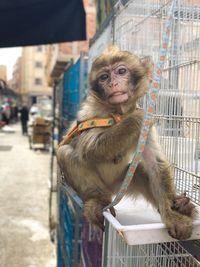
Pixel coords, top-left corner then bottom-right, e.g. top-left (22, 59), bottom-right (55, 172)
top-left (172, 196), bottom-right (190, 208)
top-left (84, 210), bottom-right (105, 231)
top-left (95, 214), bottom-right (105, 231)
top-left (109, 207), bottom-right (116, 217)
top-left (171, 194), bottom-right (196, 217)
top-left (84, 199), bottom-right (107, 231)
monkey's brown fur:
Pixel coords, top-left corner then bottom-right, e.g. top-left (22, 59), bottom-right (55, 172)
top-left (57, 46), bottom-right (196, 240)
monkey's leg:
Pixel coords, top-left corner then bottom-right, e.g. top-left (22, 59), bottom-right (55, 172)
top-left (129, 163), bottom-right (157, 207)
top-left (129, 164), bottom-right (192, 239)
top-left (138, 164), bottom-right (194, 239)
top-left (144, 157), bottom-right (194, 239)
top-left (57, 145), bottom-right (114, 230)
top-left (139, 127), bottom-right (197, 240)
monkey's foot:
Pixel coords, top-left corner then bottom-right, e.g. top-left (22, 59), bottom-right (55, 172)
top-left (84, 198), bottom-right (115, 230)
top-left (171, 193), bottom-right (196, 218)
top-left (162, 207), bottom-right (194, 240)
top-left (167, 216), bottom-right (193, 240)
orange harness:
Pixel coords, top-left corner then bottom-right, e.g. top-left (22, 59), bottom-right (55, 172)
top-left (61, 114), bottom-right (122, 145)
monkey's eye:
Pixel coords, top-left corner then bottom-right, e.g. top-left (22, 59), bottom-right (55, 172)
top-left (118, 68), bottom-right (127, 75)
top-left (99, 74), bottom-right (109, 82)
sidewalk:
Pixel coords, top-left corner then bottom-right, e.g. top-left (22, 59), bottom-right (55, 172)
top-left (0, 122), bottom-right (56, 267)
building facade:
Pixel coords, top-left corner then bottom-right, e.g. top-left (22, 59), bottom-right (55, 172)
top-left (20, 45), bottom-right (51, 105)
top-left (0, 65), bottom-right (7, 82)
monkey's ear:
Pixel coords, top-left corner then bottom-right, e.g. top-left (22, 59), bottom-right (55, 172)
top-left (141, 57), bottom-right (154, 83)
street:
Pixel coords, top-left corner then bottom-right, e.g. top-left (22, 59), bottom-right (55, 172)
top-left (0, 122), bottom-right (56, 267)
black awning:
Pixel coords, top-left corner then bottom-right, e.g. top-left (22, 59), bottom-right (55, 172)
top-left (0, 0), bottom-right (86, 48)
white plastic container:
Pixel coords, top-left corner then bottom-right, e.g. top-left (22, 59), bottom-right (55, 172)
top-left (103, 197), bottom-right (200, 245)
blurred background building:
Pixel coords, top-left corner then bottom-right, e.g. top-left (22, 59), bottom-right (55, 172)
top-left (0, 65), bottom-right (7, 82)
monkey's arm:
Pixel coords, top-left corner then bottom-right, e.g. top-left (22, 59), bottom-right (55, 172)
top-left (57, 144), bottom-right (115, 229)
top-left (76, 109), bottom-right (144, 162)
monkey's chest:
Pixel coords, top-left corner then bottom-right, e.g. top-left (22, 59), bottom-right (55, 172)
top-left (112, 153), bottom-right (124, 164)
top-left (96, 151), bottom-right (133, 188)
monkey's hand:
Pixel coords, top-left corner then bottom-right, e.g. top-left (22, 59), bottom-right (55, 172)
top-left (171, 193), bottom-right (197, 218)
top-left (76, 109), bottom-right (144, 162)
top-left (84, 198), bottom-right (116, 231)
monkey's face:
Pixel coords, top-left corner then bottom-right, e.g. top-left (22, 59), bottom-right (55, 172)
top-left (90, 48), bottom-right (148, 107)
top-left (96, 62), bottom-right (134, 105)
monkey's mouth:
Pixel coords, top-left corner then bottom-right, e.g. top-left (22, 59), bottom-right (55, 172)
top-left (108, 91), bottom-right (129, 104)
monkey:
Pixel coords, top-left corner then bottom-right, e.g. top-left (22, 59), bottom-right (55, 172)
top-left (57, 46), bottom-right (196, 240)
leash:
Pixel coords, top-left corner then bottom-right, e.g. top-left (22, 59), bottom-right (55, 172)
top-left (103, 0), bottom-right (176, 212)
top-left (60, 170), bottom-right (84, 208)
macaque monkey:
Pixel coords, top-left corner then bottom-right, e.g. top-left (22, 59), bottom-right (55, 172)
top-left (57, 46), bottom-right (196, 240)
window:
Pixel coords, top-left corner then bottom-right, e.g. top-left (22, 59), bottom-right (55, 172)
top-left (36, 46), bottom-right (43, 52)
top-left (35, 78), bottom-right (43, 85)
top-left (35, 61), bottom-right (43, 68)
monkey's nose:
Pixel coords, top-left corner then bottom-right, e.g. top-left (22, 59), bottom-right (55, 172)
top-left (109, 80), bottom-right (118, 89)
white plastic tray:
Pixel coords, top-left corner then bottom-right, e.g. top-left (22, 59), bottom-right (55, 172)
top-left (103, 197), bottom-right (200, 245)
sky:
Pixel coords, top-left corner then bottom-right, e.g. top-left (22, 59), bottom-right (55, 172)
top-left (0, 47), bottom-right (22, 80)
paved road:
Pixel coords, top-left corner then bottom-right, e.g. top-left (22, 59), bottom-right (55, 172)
top-left (0, 123), bottom-right (56, 267)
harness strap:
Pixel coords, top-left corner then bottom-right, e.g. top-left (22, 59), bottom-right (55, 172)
top-left (61, 114), bottom-right (122, 144)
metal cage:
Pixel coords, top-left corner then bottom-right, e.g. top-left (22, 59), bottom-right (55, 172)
top-left (103, 221), bottom-right (200, 267)
top-left (89, 0), bottom-right (200, 265)
top-left (57, 0), bottom-right (200, 266)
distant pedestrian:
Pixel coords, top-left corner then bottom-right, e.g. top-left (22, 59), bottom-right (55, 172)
top-left (19, 105), bottom-right (29, 135)
top-left (2, 102), bottom-right (11, 125)
top-left (13, 105), bottom-right (19, 122)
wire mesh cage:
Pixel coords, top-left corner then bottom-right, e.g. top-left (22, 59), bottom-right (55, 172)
top-left (103, 221), bottom-right (200, 267)
top-left (117, 0), bottom-right (199, 193)
top-left (56, 0), bottom-right (200, 266)
top-left (56, 55), bottom-right (103, 267)
top-left (112, 0), bottom-right (200, 213)
top-left (57, 177), bottom-right (103, 267)
top-left (57, 183), bottom-right (82, 267)
top-left (86, 0), bottom-right (200, 265)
